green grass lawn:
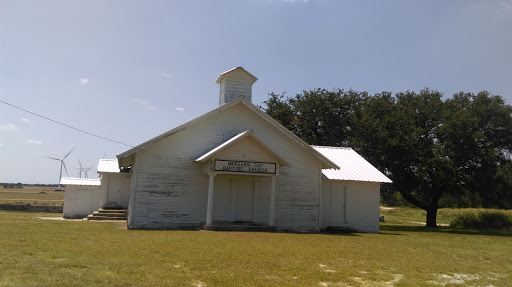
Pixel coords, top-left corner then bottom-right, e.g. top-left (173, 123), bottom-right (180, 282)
top-left (0, 186), bottom-right (64, 205)
top-left (1, 210), bottom-right (511, 287)
top-left (381, 206), bottom-right (512, 226)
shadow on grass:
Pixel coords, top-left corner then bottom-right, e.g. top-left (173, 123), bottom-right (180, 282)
top-left (380, 224), bottom-right (512, 237)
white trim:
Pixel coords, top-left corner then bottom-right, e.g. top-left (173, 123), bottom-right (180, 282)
top-left (269, 176), bottom-right (276, 226)
top-left (206, 173), bottom-right (216, 226)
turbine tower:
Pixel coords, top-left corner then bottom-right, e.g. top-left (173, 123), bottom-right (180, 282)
top-left (43, 147), bottom-right (75, 186)
top-left (77, 159), bottom-right (95, 178)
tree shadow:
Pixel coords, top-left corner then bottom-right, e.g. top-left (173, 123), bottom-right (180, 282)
top-left (380, 224), bottom-right (512, 237)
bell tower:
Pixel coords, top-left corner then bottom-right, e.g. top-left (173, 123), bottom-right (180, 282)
top-left (215, 67), bottom-right (258, 106)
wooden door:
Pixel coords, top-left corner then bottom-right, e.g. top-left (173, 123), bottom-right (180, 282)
top-left (107, 177), bottom-right (122, 207)
top-left (213, 177), bottom-right (231, 221)
top-left (232, 177), bottom-right (254, 222)
top-left (329, 183), bottom-right (346, 226)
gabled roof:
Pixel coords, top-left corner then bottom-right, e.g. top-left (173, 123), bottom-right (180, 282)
top-left (97, 159), bottom-right (120, 173)
top-left (312, 146), bottom-right (392, 183)
top-left (117, 97), bottom-right (338, 170)
top-left (214, 66), bottom-right (258, 84)
top-left (195, 130), bottom-right (291, 166)
top-left (60, 177), bottom-right (101, 186)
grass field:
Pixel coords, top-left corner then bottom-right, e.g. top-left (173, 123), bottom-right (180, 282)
top-left (0, 186), bottom-right (64, 205)
top-left (1, 209), bottom-right (511, 286)
top-left (380, 206), bottom-right (512, 226)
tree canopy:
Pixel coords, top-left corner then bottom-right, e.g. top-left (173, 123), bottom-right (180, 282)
top-left (264, 89), bottom-right (512, 227)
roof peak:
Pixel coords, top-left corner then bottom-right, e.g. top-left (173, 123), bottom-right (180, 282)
top-left (214, 66), bottom-right (258, 84)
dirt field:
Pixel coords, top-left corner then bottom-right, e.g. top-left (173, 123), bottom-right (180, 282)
top-left (0, 186), bottom-right (64, 205)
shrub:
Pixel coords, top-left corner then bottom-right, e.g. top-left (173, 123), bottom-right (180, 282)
top-left (450, 210), bottom-right (512, 230)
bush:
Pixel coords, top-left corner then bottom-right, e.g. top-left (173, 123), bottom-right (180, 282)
top-left (450, 210), bottom-right (512, 230)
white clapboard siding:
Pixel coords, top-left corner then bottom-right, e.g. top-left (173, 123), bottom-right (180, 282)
top-left (128, 102), bottom-right (324, 231)
top-left (63, 184), bottom-right (101, 219)
top-left (218, 67), bottom-right (257, 105)
top-left (321, 180), bottom-right (380, 233)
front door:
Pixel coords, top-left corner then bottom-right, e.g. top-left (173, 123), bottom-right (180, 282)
top-left (213, 178), bottom-right (231, 221)
top-left (329, 183), bottom-right (346, 226)
top-left (232, 177), bottom-right (254, 221)
top-left (213, 176), bottom-right (255, 222)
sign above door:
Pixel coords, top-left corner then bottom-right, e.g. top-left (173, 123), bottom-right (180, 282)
top-left (214, 160), bottom-right (276, 175)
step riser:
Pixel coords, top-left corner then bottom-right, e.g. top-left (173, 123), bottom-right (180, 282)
top-left (93, 212), bottom-right (126, 216)
top-left (86, 209), bottom-right (127, 221)
top-left (88, 217), bottom-right (126, 220)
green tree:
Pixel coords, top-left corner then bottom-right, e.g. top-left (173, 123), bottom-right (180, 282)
top-left (264, 88), bottom-right (512, 227)
top-left (354, 89), bottom-right (459, 227)
top-left (441, 92), bottom-right (512, 209)
top-left (264, 89), bottom-right (367, 146)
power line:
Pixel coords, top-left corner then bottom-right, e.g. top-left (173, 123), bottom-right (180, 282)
top-left (0, 99), bottom-right (134, 147)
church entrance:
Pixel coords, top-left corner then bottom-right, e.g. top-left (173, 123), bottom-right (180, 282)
top-left (213, 176), bottom-right (254, 222)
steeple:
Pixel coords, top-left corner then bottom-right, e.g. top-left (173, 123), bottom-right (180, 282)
top-left (215, 67), bottom-right (258, 106)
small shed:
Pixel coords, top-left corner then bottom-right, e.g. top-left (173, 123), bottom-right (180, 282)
top-left (313, 146), bottom-right (392, 233)
top-left (61, 177), bottom-right (101, 219)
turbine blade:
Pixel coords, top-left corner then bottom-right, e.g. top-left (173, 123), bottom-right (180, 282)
top-left (62, 162), bottom-right (69, 176)
top-left (44, 156), bottom-right (61, 161)
top-left (78, 159), bottom-right (83, 169)
top-left (63, 147), bottom-right (76, 160)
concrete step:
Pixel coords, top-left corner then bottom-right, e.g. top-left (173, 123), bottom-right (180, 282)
top-left (98, 209), bottom-right (126, 213)
top-left (93, 211), bottom-right (126, 216)
top-left (85, 209), bottom-right (127, 221)
top-left (87, 216), bottom-right (126, 221)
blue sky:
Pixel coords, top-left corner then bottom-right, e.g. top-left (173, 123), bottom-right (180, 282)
top-left (1, 0), bottom-right (511, 184)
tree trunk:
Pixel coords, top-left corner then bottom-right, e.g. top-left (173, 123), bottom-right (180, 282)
top-left (426, 208), bottom-right (438, 228)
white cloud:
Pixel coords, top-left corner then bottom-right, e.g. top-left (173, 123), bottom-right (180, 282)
top-left (21, 118), bottom-right (30, 123)
top-left (131, 98), bottom-right (159, 110)
top-left (80, 78), bottom-right (89, 85)
top-left (176, 107), bottom-right (185, 111)
top-left (0, 143), bottom-right (4, 148)
top-left (160, 72), bottom-right (173, 79)
top-left (0, 123), bottom-right (18, 131)
top-left (26, 139), bottom-right (42, 145)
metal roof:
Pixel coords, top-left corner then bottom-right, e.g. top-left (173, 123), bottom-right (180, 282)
top-left (214, 66), bottom-right (258, 84)
top-left (60, 177), bottom-right (101, 186)
top-left (312, 146), bottom-right (392, 183)
top-left (97, 159), bottom-right (121, 173)
top-left (195, 130), bottom-right (291, 166)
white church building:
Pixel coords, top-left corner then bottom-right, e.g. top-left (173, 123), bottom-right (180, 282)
top-left (62, 67), bottom-right (391, 233)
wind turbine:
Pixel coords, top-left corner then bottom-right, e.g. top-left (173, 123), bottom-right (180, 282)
top-left (43, 147), bottom-right (75, 186)
top-left (77, 159), bottom-right (95, 178)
